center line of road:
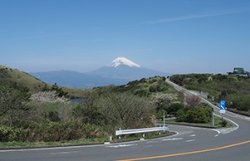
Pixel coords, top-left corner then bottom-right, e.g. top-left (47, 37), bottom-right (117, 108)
top-left (117, 140), bottom-right (250, 161)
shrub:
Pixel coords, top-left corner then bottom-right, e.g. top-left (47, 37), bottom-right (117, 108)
top-left (19, 121), bottom-right (105, 142)
top-left (0, 125), bottom-right (20, 142)
top-left (220, 119), bottom-right (228, 127)
top-left (229, 95), bottom-right (250, 112)
top-left (72, 105), bottom-right (105, 126)
top-left (176, 105), bottom-right (212, 123)
top-left (176, 108), bottom-right (187, 122)
top-left (149, 84), bottom-right (159, 92)
top-left (133, 88), bottom-right (150, 97)
top-left (47, 111), bottom-right (61, 122)
top-left (166, 103), bottom-right (184, 116)
top-left (170, 75), bottom-right (184, 86)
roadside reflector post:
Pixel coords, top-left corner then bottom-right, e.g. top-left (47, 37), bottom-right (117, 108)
top-left (109, 136), bottom-right (112, 142)
top-left (212, 112), bottom-right (214, 127)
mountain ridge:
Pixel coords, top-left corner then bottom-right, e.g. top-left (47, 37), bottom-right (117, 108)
top-left (32, 57), bottom-right (169, 88)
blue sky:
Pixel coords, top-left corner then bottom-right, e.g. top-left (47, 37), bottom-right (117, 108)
top-left (0, 0), bottom-right (250, 74)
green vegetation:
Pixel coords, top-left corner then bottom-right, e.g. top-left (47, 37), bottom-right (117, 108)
top-left (114, 76), bottom-right (179, 97)
top-left (0, 74), bottom-right (182, 146)
top-left (0, 84), bottom-right (153, 142)
top-left (170, 74), bottom-right (250, 116)
top-left (176, 104), bottom-right (212, 123)
top-left (0, 66), bottom-right (222, 148)
top-left (0, 65), bottom-right (45, 92)
top-left (0, 65), bottom-right (86, 98)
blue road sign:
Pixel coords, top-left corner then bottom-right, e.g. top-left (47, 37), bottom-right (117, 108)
top-left (220, 100), bottom-right (226, 110)
top-left (220, 100), bottom-right (226, 114)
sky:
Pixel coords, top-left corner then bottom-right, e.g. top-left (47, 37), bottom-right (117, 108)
top-left (0, 0), bottom-right (250, 74)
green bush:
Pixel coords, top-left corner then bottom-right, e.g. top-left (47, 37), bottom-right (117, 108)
top-left (228, 95), bottom-right (250, 112)
top-left (176, 108), bottom-right (187, 122)
top-left (0, 125), bottom-right (20, 142)
top-left (166, 103), bottom-right (184, 116)
top-left (176, 105), bottom-right (212, 123)
top-left (220, 119), bottom-right (228, 127)
top-left (149, 84), bottom-right (159, 92)
top-left (16, 121), bottom-right (105, 142)
top-left (72, 105), bottom-right (106, 126)
top-left (47, 111), bottom-right (61, 122)
top-left (133, 88), bottom-right (150, 97)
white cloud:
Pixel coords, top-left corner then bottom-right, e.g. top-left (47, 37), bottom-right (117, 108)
top-left (145, 9), bottom-right (249, 25)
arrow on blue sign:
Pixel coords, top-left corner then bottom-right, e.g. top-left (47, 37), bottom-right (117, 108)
top-left (220, 100), bottom-right (226, 110)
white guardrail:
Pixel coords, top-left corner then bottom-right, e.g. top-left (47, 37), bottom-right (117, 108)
top-left (115, 126), bottom-right (168, 136)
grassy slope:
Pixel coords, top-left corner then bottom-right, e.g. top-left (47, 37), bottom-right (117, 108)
top-left (0, 65), bottom-right (46, 92)
top-left (0, 65), bottom-right (86, 97)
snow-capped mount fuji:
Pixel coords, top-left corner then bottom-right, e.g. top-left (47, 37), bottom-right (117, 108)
top-left (90, 57), bottom-right (167, 81)
top-left (111, 57), bottom-right (141, 68)
top-left (32, 57), bottom-right (168, 88)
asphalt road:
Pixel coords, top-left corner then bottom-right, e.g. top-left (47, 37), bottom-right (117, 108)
top-left (1, 81), bottom-right (250, 161)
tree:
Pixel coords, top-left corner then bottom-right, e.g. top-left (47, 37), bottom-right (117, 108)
top-left (72, 104), bottom-right (105, 126)
top-left (185, 95), bottom-right (201, 107)
top-left (166, 103), bottom-right (184, 116)
top-left (51, 83), bottom-right (68, 97)
top-left (97, 93), bottom-right (153, 131)
top-left (0, 83), bottom-right (31, 127)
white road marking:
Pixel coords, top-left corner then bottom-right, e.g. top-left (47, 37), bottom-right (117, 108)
top-left (189, 134), bottom-right (196, 137)
top-left (212, 129), bottom-right (221, 135)
top-left (146, 141), bottom-right (160, 144)
top-left (162, 138), bottom-right (183, 141)
top-left (50, 151), bottom-right (79, 155)
top-left (107, 144), bottom-right (137, 148)
top-left (0, 144), bottom-right (104, 153)
top-left (185, 139), bottom-right (195, 143)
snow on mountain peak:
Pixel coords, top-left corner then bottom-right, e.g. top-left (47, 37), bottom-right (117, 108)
top-left (111, 57), bottom-right (141, 68)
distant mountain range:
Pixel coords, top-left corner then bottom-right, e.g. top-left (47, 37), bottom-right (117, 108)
top-left (32, 70), bottom-right (126, 88)
top-left (32, 57), bottom-right (169, 88)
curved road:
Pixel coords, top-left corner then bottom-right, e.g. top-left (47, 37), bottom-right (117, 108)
top-left (1, 81), bottom-right (250, 161)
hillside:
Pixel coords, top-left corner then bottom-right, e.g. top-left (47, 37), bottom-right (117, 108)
top-left (113, 76), bottom-right (180, 99)
top-left (170, 74), bottom-right (250, 116)
top-left (0, 66), bottom-right (86, 97)
top-left (0, 65), bottom-right (46, 93)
